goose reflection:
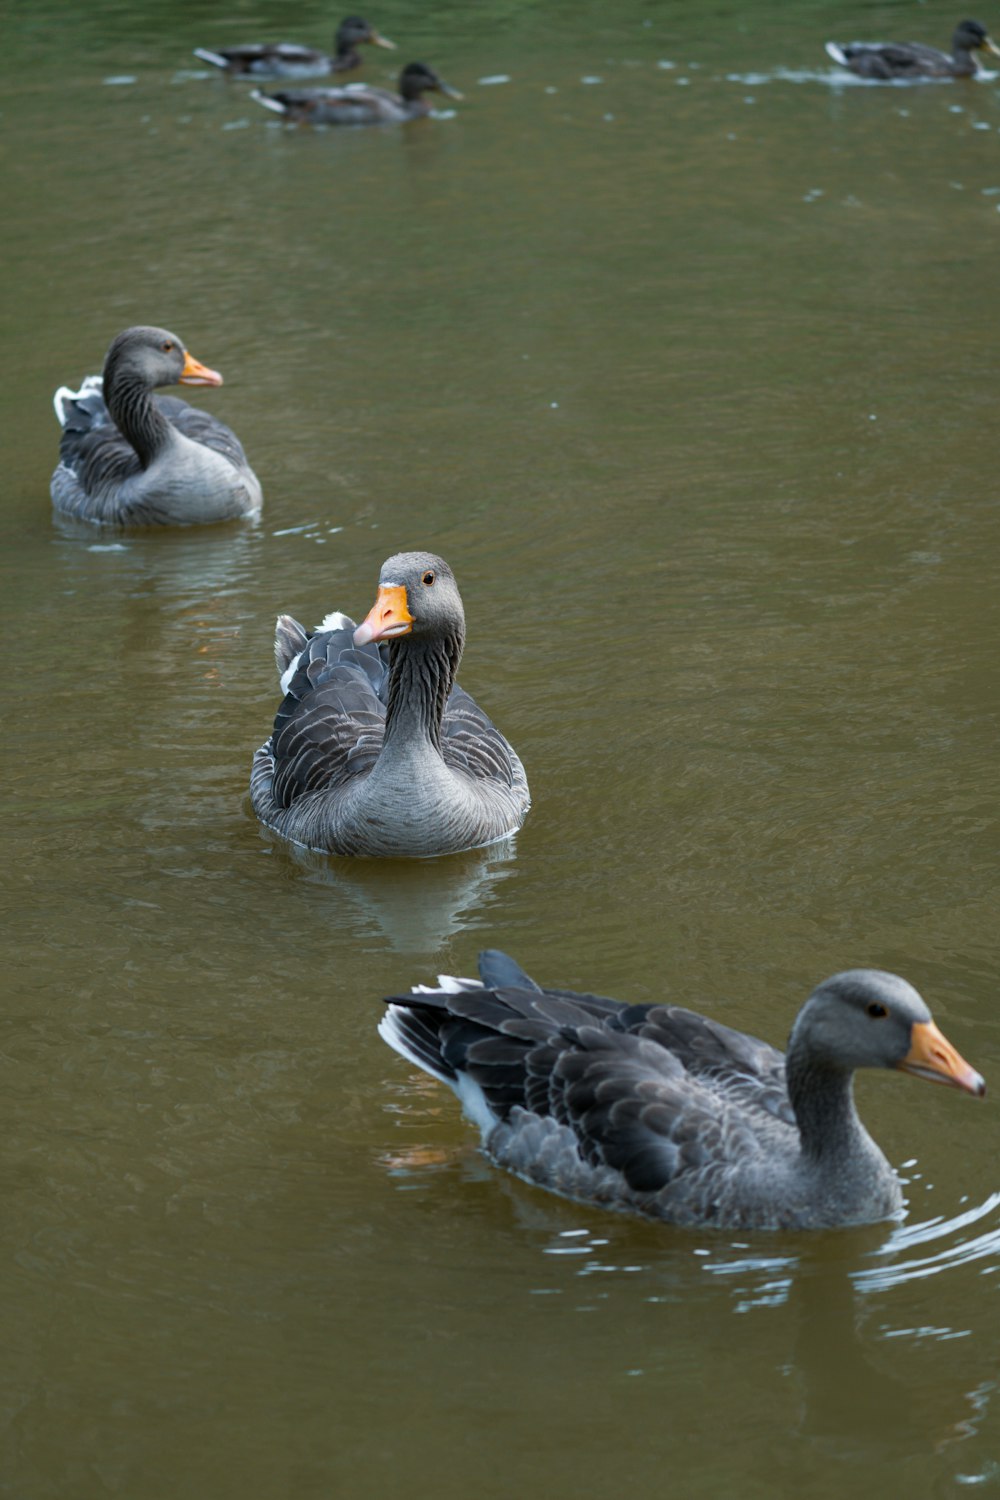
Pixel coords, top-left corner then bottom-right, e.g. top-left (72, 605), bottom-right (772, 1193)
top-left (257, 833), bottom-right (519, 952)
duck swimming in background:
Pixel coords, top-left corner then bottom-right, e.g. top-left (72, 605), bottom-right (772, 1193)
top-left (250, 553), bottom-right (529, 857)
top-left (380, 952), bottom-right (985, 1230)
top-left (252, 61), bottom-right (462, 125)
top-left (825, 18), bottom-right (1000, 79)
top-left (193, 15), bottom-right (395, 80)
top-left (51, 326), bottom-right (263, 527)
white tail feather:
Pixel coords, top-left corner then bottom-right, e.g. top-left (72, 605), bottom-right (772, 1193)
top-left (52, 374), bottom-right (102, 426)
top-left (251, 89), bottom-right (288, 115)
top-left (378, 1006), bottom-right (497, 1139)
top-left (378, 1006), bottom-right (453, 1087)
top-left (316, 610), bottom-right (352, 634)
top-left (193, 47), bottom-right (230, 69)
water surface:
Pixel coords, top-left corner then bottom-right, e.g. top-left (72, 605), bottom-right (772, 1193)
top-left (3, 1), bottom-right (1000, 1494)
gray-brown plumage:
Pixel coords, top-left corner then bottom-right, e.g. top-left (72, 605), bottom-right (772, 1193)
top-left (825, 19), bottom-right (1000, 79)
top-left (251, 62), bottom-right (462, 125)
top-left (380, 952), bottom-right (984, 1230)
top-left (193, 16), bottom-right (395, 80)
top-left (250, 553), bottom-right (530, 857)
top-left (51, 326), bottom-right (262, 527)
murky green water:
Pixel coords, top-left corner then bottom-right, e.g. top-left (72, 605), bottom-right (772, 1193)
top-left (3, 0), bottom-right (1000, 1494)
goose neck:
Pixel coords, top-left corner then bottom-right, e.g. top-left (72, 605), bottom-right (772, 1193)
top-left (105, 369), bottom-right (170, 469)
top-left (383, 631), bottom-right (463, 759)
top-left (786, 1046), bottom-right (864, 1165)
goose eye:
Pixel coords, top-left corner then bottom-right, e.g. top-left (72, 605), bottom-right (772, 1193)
top-left (161, 341), bottom-right (174, 352)
top-left (866, 1002), bottom-right (888, 1019)
top-left (422, 570), bottom-right (435, 586)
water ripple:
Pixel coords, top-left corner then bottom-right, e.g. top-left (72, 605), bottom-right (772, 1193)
top-left (856, 1191), bottom-right (1000, 1291)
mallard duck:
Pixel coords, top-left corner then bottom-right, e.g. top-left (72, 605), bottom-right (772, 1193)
top-left (250, 553), bottom-right (530, 856)
top-left (380, 951), bottom-right (984, 1230)
top-left (251, 61), bottom-right (462, 125)
top-left (51, 326), bottom-right (262, 528)
top-left (193, 15), bottom-right (395, 80)
top-left (825, 18), bottom-right (1000, 79)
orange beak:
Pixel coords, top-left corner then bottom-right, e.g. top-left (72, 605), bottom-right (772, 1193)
top-left (353, 584), bottom-right (414, 646)
top-left (179, 349), bottom-right (223, 387)
top-left (898, 1019), bottom-right (985, 1097)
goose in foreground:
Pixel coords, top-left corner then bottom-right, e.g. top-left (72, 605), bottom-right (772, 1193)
top-left (252, 61), bottom-right (462, 125)
top-left (51, 327), bottom-right (262, 527)
top-left (825, 19), bottom-right (1000, 79)
top-left (380, 952), bottom-right (984, 1230)
top-left (250, 553), bottom-right (529, 856)
top-left (193, 15), bottom-right (395, 80)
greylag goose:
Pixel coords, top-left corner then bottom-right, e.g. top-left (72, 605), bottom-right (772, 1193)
top-left (51, 326), bottom-right (263, 527)
top-left (825, 19), bottom-right (1000, 79)
top-left (252, 62), bottom-right (462, 125)
top-left (380, 951), bottom-right (984, 1230)
top-left (193, 15), bottom-right (395, 80)
top-left (250, 552), bottom-right (530, 856)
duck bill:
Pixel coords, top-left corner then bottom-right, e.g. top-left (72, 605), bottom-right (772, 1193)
top-left (982, 35), bottom-right (1000, 57)
top-left (179, 350), bottom-right (224, 387)
top-left (370, 30), bottom-right (396, 49)
top-left (353, 584), bottom-right (414, 646)
top-left (898, 1020), bottom-right (985, 1096)
top-left (436, 80), bottom-right (463, 100)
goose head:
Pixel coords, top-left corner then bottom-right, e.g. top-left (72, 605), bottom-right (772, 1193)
top-left (103, 325), bottom-right (223, 392)
top-left (954, 19), bottom-right (1000, 56)
top-left (398, 62), bottom-right (463, 102)
top-left (353, 552), bottom-right (464, 647)
top-left (789, 969), bottom-right (985, 1094)
top-left (337, 16), bottom-right (396, 52)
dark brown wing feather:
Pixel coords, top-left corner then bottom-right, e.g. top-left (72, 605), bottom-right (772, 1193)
top-left (384, 957), bottom-right (793, 1200)
top-left (270, 622), bottom-right (389, 808)
top-left (441, 685), bottom-right (520, 786)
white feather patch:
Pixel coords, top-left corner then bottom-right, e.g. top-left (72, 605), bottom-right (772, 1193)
top-left (415, 974), bottom-right (482, 994)
top-left (193, 46), bottom-right (229, 68)
top-left (52, 374), bottom-right (102, 426)
top-left (379, 997), bottom-right (498, 1142)
top-left (316, 610), bottom-right (352, 633)
top-left (454, 1073), bottom-right (500, 1139)
top-left (279, 650), bottom-right (305, 697)
top-left (251, 89), bottom-right (288, 114)
top-left (377, 1007), bottom-right (452, 1087)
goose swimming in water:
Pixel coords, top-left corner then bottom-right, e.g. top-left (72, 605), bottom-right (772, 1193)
top-left (51, 325), bottom-right (262, 528)
top-left (193, 15), bottom-right (396, 80)
top-left (825, 19), bottom-right (1000, 80)
top-left (380, 951), bottom-right (984, 1230)
top-left (252, 62), bottom-right (462, 125)
top-left (250, 553), bottom-right (529, 857)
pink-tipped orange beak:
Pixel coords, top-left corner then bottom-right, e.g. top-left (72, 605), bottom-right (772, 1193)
top-left (898, 1019), bottom-right (985, 1097)
top-left (353, 584), bottom-right (414, 646)
top-left (179, 349), bottom-right (223, 387)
